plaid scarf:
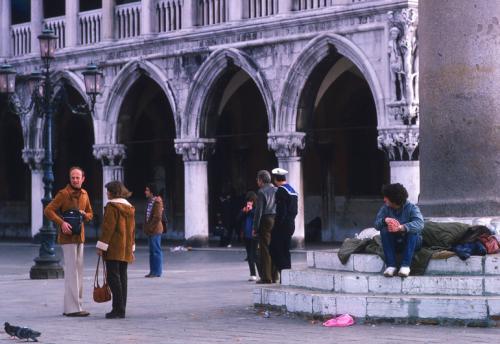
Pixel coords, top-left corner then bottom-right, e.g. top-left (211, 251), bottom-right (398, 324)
top-left (146, 197), bottom-right (155, 222)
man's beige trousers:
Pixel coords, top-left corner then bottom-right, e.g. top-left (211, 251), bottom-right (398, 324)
top-left (61, 243), bottom-right (84, 314)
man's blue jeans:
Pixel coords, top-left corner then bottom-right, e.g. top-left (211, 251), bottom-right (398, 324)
top-left (380, 229), bottom-right (422, 267)
top-left (148, 234), bottom-right (163, 276)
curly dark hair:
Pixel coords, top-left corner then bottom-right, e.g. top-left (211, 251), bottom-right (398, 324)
top-left (381, 183), bottom-right (408, 206)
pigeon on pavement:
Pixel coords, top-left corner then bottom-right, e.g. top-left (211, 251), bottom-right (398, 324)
top-left (4, 322), bottom-right (41, 342)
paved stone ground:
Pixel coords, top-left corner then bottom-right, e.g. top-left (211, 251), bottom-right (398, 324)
top-left (1, 242), bottom-right (499, 344)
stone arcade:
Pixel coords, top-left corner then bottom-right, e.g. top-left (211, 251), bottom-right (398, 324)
top-left (0, 0), bottom-right (497, 246)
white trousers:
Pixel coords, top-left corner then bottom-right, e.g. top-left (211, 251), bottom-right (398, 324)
top-left (61, 243), bottom-right (84, 313)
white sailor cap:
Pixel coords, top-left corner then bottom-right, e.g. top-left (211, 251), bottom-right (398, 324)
top-left (271, 168), bottom-right (288, 176)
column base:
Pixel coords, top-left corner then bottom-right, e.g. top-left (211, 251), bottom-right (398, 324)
top-left (185, 235), bottom-right (209, 248)
top-left (30, 258), bottom-right (64, 279)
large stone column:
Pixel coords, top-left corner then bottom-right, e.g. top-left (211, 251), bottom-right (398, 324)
top-left (93, 144), bottom-right (126, 206)
top-left (419, 0), bottom-right (500, 216)
top-left (65, 0), bottom-right (79, 47)
top-left (102, 0), bottom-right (116, 41)
top-left (268, 132), bottom-right (306, 248)
top-left (0, 0), bottom-right (11, 57)
top-left (378, 128), bottom-right (420, 203)
top-left (175, 138), bottom-right (215, 247)
top-left (31, 0), bottom-right (44, 55)
top-left (22, 149), bottom-right (45, 237)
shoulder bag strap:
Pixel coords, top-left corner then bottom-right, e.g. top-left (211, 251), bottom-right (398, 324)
top-left (102, 256), bottom-right (108, 284)
top-left (94, 256), bottom-right (101, 288)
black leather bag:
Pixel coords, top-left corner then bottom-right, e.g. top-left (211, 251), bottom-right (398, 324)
top-left (62, 209), bottom-right (83, 235)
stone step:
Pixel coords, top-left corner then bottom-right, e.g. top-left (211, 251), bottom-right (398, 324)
top-left (254, 286), bottom-right (500, 325)
top-left (307, 250), bottom-right (500, 275)
top-left (281, 269), bottom-right (500, 296)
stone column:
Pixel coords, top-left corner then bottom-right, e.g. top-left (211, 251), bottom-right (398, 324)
top-left (174, 138), bottom-right (216, 247)
top-left (0, 0), bottom-right (11, 57)
top-left (93, 144), bottom-right (126, 206)
top-left (378, 128), bottom-right (420, 203)
top-left (102, 0), bottom-right (116, 41)
top-left (228, 0), bottom-right (243, 21)
top-left (182, 0), bottom-right (196, 28)
top-left (141, 0), bottom-right (154, 36)
top-left (268, 132), bottom-right (306, 249)
top-left (65, 0), bottom-right (79, 47)
top-left (419, 0), bottom-right (500, 216)
top-left (31, 0), bottom-right (44, 55)
top-left (277, 0), bottom-right (293, 14)
top-left (22, 149), bottom-right (45, 237)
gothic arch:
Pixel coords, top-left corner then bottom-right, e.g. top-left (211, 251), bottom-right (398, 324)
top-left (52, 70), bottom-right (87, 100)
top-left (103, 59), bottom-right (178, 143)
top-left (182, 48), bottom-right (275, 137)
top-left (24, 70), bottom-right (89, 150)
top-left (277, 33), bottom-right (385, 132)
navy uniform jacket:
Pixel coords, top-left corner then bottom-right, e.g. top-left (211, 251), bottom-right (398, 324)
top-left (274, 184), bottom-right (298, 236)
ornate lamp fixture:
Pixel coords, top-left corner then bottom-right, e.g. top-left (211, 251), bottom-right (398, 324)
top-left (0, 28), bottom-right (104, 279)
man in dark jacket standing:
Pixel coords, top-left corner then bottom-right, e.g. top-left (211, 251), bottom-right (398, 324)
top-left (253, 170), bottom-right (277, 284)
top-left (143, 183), bottom-right (164, 278)
top-left (269, 168), bottom-right (298, 276)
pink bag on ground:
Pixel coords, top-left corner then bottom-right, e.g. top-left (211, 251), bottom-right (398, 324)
top-left (322, 314), bottom-right (355, 327)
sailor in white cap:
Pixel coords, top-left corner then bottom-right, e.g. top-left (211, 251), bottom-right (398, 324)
top-left (269, 167), bottom-right (298, 279)
top-left (271, 168), bottom-right (288, 176)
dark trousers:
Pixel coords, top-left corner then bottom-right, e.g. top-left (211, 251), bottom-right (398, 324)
top-left (380, 229), bottom-right (422, 267)
top-left (106, 260), bottom-right (128, 315)
top-left (270, 230), bottom-right (292, 271)
top-left (244, 238), bottom-right (258, 276)
top-left (258, 215), bottom-right (277, 282)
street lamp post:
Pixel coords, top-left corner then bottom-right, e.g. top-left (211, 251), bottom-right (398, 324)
top-left (0, 28), bottom-right (103, 279)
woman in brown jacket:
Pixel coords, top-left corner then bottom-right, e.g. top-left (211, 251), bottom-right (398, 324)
top-left (96, 181), bottom-right (135, 319)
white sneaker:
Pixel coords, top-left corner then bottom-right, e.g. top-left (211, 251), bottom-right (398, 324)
top-left (248, 276), bottom-right (257, 281)
top-left (226, 244), bottom-right (232, 248)
top-left (383, 267), bottom-right (397, 277)
top-left (398, 266), bottom-right (410, 277)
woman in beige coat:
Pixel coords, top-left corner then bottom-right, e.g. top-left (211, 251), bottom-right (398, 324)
top-left (96, 181), bottom-right (135, 319)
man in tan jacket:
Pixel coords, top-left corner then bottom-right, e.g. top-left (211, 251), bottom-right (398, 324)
top-left (44, 166), bottom-right (93, 317)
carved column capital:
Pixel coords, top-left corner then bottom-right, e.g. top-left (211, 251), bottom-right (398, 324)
top-left (267, 132), bottom-right (306, 158)
top-left (174, 138), bottom-right (216, 161)
top-left (377, 127), bottom-right (419, 161)
top-left (93, 144), bottom-right (127, 166)
top-left (22, 148), bottom-right (45, 171)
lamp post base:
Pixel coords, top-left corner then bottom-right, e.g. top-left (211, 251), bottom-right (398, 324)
top-left (30, 258), bottom-right (64, 279)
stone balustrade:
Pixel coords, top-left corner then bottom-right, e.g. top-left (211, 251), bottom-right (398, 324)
top-left (156, 0), bottom-right (183, 32)
top-left (78, 9), bottom-right (103, 45)
top-left (11, 23), bottom-right (31, 56)
top-left (247, 0), bottom-right (278, 18)
top-left (116, 2), bottom-right (142, 39)
top-left (43, 16), bottom-right (66, 49)
top-left (5, 0), bottom-right (384, 57)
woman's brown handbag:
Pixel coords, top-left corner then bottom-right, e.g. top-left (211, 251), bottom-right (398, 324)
top-left (93, 256), bottom-right (111, 303)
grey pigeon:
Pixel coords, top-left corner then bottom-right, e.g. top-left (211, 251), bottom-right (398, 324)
top-left (4, 322), bottom-right (41, 342)
top-left (4, 322), bottom-right (16, 337)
